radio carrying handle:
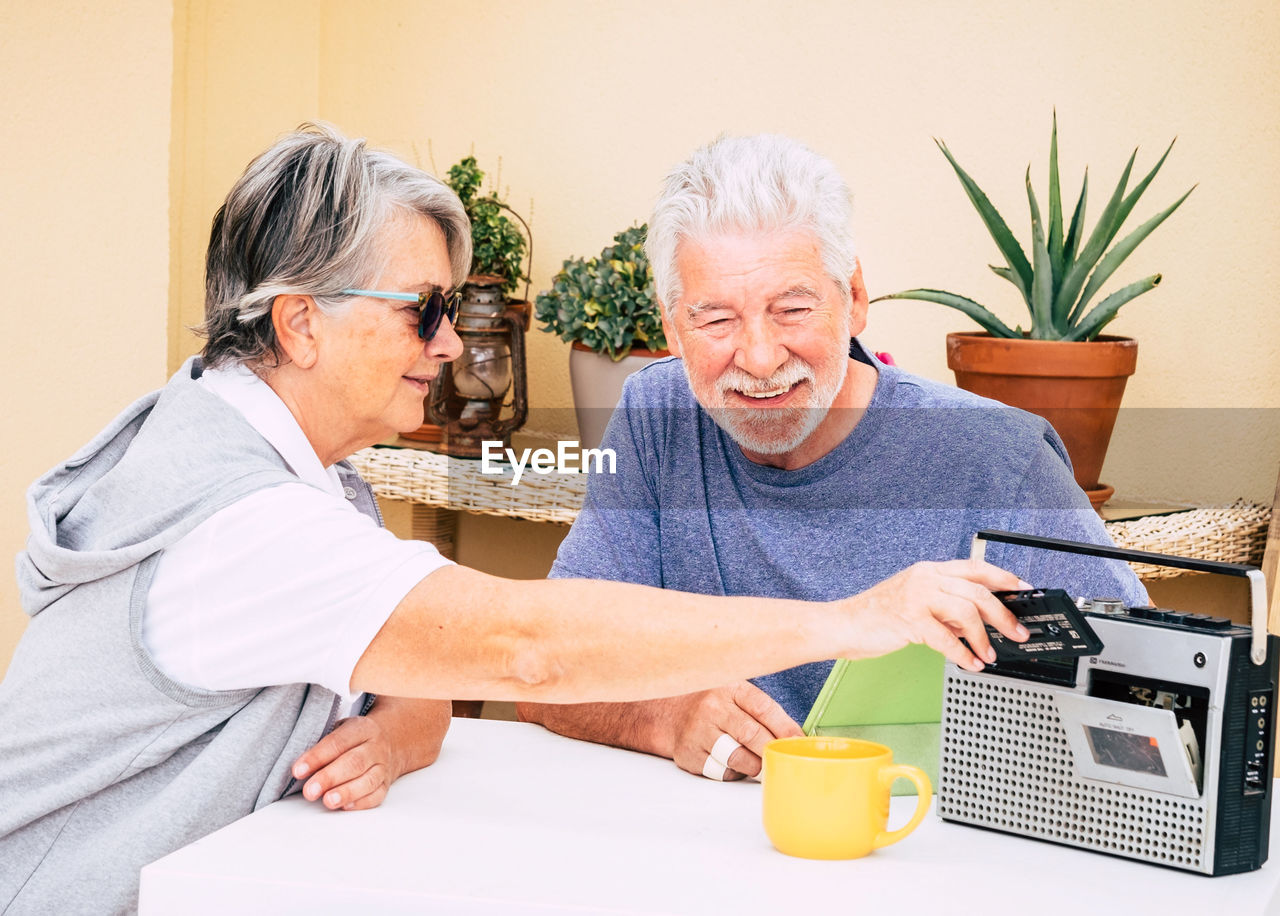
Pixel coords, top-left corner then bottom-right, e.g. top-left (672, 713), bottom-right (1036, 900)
top-left (970, 529), bottom-right (1270, 666)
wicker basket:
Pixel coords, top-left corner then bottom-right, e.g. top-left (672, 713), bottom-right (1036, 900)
top-left (1104, 499), bottom-right (1270, 580)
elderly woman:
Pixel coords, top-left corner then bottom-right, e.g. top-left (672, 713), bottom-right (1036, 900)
top-left (0, 124), bottom-right (1026, 914)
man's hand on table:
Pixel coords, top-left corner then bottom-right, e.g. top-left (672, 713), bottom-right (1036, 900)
top-left (663, 682), bottom-right (803, 780)
top-left (291, 696), bottom-right (451, 810)
top-left (515, 687), bottom-right (800, 781)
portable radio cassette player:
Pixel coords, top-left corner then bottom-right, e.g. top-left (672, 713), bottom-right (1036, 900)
top-left (939, 530), bottom-right (1276, 876)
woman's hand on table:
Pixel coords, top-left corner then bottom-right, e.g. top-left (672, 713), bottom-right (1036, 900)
top-left (291, 696), bottom-right (451, 810)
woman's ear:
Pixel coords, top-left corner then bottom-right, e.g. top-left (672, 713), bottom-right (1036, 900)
top-left (271, 294), bottom-right (320, 369)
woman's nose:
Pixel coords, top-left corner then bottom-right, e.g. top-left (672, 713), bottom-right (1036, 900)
top-left (426, 316), bottom-right (465, 363)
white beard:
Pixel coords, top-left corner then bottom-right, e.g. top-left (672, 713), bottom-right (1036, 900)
top-left (687, 340), bottom-right (849, 455)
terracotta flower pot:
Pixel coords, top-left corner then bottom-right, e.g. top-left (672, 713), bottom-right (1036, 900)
top-left (569, 343), bottom-right (672, 451)
top-left (945, 332), bottom-right (1138, 509)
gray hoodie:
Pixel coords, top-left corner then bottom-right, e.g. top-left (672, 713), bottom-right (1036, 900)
top-left (0, 359), bottom-right (377, 914)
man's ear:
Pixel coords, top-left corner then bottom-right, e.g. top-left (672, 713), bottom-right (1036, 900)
top-left (658, 302), bottom-right (681, 358)
top-left (848, 259), bottom-right (870, 337)
top-left (271, 294), bottom-right (321, 369)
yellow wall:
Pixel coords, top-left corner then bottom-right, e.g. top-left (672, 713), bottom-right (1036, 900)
top-left (169, 0), bottom-right (323, 370)
top-left (4, 0), bottom-right (1279, 671)
top-left (0, 0), bottom-right (173, 670)
top-left (309, 0), bottom-right (1280, 505)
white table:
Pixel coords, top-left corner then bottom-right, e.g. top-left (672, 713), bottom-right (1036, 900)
top-left (141, 718), bottom-right (1280, 915)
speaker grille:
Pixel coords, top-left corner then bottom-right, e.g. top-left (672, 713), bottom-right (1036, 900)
top-left (939, 672), bottom-right (1208, 871)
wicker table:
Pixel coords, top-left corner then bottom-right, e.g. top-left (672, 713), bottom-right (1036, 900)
top-left (348, 445), bottom-right (1270, 579)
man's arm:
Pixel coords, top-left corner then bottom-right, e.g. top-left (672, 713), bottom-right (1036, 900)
top-left (517, 698), bottom-right (674, 757)
top-left (518, 682), bottom-right (803, 779)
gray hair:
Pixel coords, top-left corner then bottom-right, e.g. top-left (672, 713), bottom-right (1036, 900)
top-left (646, 134), bottom-right (857, 318)
top-left (200, 122), bottom-right (471, 368)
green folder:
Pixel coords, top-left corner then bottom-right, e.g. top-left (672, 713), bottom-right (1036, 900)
top-left (801, 644), bottom-right (943, 796)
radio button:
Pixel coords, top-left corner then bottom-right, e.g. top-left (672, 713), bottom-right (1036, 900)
top-left (1185, 614), bottom-right (1232, 630)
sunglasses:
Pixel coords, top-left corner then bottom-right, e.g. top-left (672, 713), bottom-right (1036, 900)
top-left (341, 288), bottom-right (461, 341)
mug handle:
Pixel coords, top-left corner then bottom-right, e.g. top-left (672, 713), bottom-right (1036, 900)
top-left (872, 764), bottom-right (933, 849)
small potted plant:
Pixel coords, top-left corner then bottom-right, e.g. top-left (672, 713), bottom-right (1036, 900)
top-left (446, 155), bottom-right (530, 298)
top-left (874, 115), bottom-right (1194, 507)
top-left (535, 224), bottom-right (670, 449)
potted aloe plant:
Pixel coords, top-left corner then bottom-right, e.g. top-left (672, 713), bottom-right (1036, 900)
top-left (535, 224), bottom-right (669, 449)
top-left (875, 115), bottom-right (1194, 506)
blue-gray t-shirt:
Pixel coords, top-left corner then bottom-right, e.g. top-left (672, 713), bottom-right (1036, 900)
top-left (550, 341), bottom-right (1147, 724)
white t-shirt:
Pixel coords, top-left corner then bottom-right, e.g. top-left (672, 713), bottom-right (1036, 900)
top-left (142, 364), bottom-right (451, 704)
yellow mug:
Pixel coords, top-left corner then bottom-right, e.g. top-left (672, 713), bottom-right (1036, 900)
top-left (762, 736), bottom-right (932, 860)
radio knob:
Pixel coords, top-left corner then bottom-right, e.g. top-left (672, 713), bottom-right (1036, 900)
top-left (1185, 614), bottom-right (1232, 630)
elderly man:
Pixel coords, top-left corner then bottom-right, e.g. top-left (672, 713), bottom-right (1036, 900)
top-left (518, 134), bottom-right (1145, 781)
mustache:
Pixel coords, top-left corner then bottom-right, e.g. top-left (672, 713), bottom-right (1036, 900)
top-left (716, 357), bottom-right (816, 397)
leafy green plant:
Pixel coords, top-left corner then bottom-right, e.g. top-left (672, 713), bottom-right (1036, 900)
top-left (874, 116), bottom-right (1194, 341)
top-left (445, 156), bottom-right (528, 295)
top-left (534, 224), bottom-right (667, 360)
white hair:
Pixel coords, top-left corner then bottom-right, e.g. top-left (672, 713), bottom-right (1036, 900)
top-left (200, 122), bottom-right (471, 368)
top-left (645, 134), bottom-right (857, 318)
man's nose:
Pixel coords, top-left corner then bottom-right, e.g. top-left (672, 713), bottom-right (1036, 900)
top-left (732, 315), bottom-right (788, 378)
top-left (425, 316), bottom-right (465, 363)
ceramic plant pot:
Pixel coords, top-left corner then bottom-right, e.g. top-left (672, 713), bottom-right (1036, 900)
top-left (569, 343), bottom-right (672, 451)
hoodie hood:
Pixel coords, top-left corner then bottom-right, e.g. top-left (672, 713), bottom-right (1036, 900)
top-left (16, 358), bottom-right (298, 617)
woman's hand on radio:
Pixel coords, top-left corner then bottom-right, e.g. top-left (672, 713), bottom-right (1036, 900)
top-left (844, 559), bottom-right (1030, 671)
